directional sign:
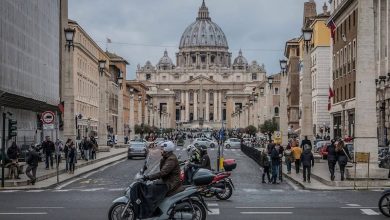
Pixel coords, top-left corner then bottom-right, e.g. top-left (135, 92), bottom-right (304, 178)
top-left (42, 111), bottom-right (55, 124)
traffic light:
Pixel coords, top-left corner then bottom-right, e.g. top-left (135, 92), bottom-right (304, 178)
top-left (8, 119), bottom-right (17, 139)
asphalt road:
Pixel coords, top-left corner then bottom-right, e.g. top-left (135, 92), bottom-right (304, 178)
top-left (0, 140), bottom-right (387, 220)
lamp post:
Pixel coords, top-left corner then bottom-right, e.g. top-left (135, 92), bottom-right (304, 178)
top-left (375, 74), bottom-right (390, 146)
top-left (64, 28), bottom-right (75, 51)
top-left (302, 28), bottom-right (313, 52)
top-left (280, 59), bottom-right (288, 76)
top-left (129, 88), bottom-right (134, 139)
top-left (268, 76), bottom-right (274, 89)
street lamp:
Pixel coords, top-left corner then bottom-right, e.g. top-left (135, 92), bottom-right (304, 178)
top-left (376, 74), bottom-right (390, 146)
top-left (280, 59), bottom-right (288, 75)
top-left (117, 70), bottom-right (123, 89)
top-left (98, 60), bottom-right (106, 76)
top-left (268, 76), bottom-right (274, 89)
top-left (302, 28), bottom-right (313, 52)
top-left (64, 28), bottom-right (75, 51)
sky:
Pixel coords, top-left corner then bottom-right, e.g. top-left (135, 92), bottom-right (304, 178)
top-left (68, 0), bottom-right (328, 79)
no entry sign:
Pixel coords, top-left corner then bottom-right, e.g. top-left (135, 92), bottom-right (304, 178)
top-left (42, 111), bottom-right (55, 124)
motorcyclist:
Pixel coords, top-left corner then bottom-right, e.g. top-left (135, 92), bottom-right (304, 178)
top-left (143, 141), bottom-right (182, 196)
top-left (188, 145), bottom-right (211, 170)
top-left (186, 145), bottom-right (201, 164)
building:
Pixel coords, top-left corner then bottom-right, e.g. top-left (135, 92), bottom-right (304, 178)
top-left (310, 4), bottom-right (332, 138)
top-left (0, 0), bottom-right (63, 146)
top-left (284, 38), bottom-right (301, 136)
top-left (135, 1), bottom-right (269, 129)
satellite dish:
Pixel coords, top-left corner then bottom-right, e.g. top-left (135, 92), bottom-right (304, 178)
top-left (342, 34), bottom-right (347, 42)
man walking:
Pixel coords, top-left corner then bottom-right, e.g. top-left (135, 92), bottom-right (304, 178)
top-left (42, 136), bottom-right (55, 169)
top-left (81, 137), bottom-right (91, 161)
top-left (26, 145), bottom-right (40, 185)
top-left (270, 145), bottom-right (280, 184)
top-left (291, 141), bottom-right (302, 174)
top-left (300, 145), bottom-right (314, 183)
top-left (300, 136), bottom-right (312, 150)
top-left (327, 139), bottom-right (337, 181)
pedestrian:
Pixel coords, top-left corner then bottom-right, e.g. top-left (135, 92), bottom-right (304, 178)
top-left (284, 145), bottom-right (293, 174)
top-left (54, 139), bottom-right (63, 167)
top-left (291, 140), bottom-right (302, 174)
top-left (7, 141), bottom-right (20, 179)
top-left (81, 137), bottom-right (90, 161)
top-left (300, 136), bottom-right (312, 150)
top-left (42, 136), bottom-right (55, 170)
top-left (300, 144), bottom-right (314, 183)
top-left (336, 140), bottom-right (351, 181)
top-left (64, 139), bottom-right (72, 172)
top-left (267, 140), bottom-right (275, 154)
top-left (68, 140), bottom-right (77, 174)
top-left (326, 139), bottom-right (337, 181)
top-left (26, 145), bottom-right (40, 185)
top-left (270, 145), bottom-right (280, 184)
top-left (260, 148), bottom-right (271, 183)
top-left (90, 136), bottom-right (98, 160)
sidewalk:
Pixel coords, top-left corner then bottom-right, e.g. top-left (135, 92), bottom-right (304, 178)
top-left (0, 147), bottom-right (127, 190)
top-left (282, 159), bottom-right (390, 190)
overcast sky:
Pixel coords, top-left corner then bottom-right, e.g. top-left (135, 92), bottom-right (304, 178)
top-left (69, 0), bottom-right (328, 79)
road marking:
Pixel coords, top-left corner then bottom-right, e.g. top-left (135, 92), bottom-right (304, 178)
top-left (231, 149), bottom-right (236, 152)
top-left (25, 190), bottom-right (45, 193)
top-left (242, 188), bottom-right (259, 193)
top-left (236, 207), bottom-right (294, 209)
top-left (53, 189), bottom-right (70, 192)
top-left (0, 212), bottom-right (48, 215)
top-left (270, 189), bottom-right (284, 192)
top-left (341, 207), bottom-right (377, 209)
top-left (55, 177), bottom-right (83, 190)
top-left (208, 208), bottom-right (220, 215)
top-left (98, 159), bottom-right (125, 172)
top-left (361, 209), bottom-right (380, 215)
top-left (207, 203), bottom-right (219, 207)
top-left (108, 188), bottom-right (124, 192)
top-left (240, 212), bottom-right (292, 215)
top-left (346, 204), bottom-right (361, 207)
top-left (17, 207), bottom-right (64, 209)
top-left (80, 188), bottom-right (105, 192)
top-left (0, 190), bottom-right (19, 193)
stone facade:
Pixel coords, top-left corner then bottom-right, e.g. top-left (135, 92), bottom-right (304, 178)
top-left (135, 1), bottom-right (268, 129)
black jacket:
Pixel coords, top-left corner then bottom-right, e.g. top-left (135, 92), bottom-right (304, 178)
top-left (26, 150), bottom-right (39, 167)
top-left (300, 150), bottom-right (314, 167)
top-left (326, 144), bottom-right (337, 161)
top-left (301, 139), bottom-right (312, 149)
top-left (196, 154), bottom-right (211, 170)
top-left (271, 148), bottom-right (280, 166)
top-left (336, 146), bottom-right (351, 166)
top-left (41, 141), bottom-right (55, 155)
top-left (81, 140), bottom-right (92, 150)
top-left (7, 146), bottom-right (19, 160)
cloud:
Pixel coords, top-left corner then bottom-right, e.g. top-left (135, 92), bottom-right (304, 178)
top-left (68, 0), bottom-right (328, 78)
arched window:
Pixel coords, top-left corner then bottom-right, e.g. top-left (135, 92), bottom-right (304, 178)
top-left (252, 73), bottom-right (257, 80)
top-left (274, 87), bottom-right (279, 95)
top-left (274, 107), bottom-right (279, 117)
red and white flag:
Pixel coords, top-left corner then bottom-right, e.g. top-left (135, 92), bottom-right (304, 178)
top-left (328, 87), bottom-right (334, 111)
top-left (327, 20), bottom-right (336, 39)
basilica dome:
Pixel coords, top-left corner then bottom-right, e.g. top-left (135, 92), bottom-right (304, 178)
top-left (157, 50), bottom-right (174, 70)
top-left (233, 50), bottom-right (248, 66)
top-left (179, 1), bottom-right (228, 49)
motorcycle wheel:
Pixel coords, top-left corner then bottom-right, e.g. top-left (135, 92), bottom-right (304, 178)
top-left (215, 181), bottom-right (233, 200)
top-left (108, 202), bottom-right (135, 220)
top-left (175, 200), bottom-right (206, 220)
top-left (379, 193), bottom-right (390, 217)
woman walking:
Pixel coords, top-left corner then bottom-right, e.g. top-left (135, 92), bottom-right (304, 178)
top-left (326, 139), bottom-right (337, 181)
top-left (64, 139), bottom-right (72, 172)
top-left (336, 140), bottom-right (351, 181)
top-left (260, 149), bottom-right (271, 183)
top-left (68, 140), bottom-right (77, 174)
top-left (284, 145), bottom-right (293, 174)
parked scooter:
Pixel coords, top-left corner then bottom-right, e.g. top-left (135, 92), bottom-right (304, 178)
top-left (180, 159), bottom-right (236, 200)
top-left (379, 189), bottom-right (390, 217)
top-left (108, 156), bottom-right (210, 220)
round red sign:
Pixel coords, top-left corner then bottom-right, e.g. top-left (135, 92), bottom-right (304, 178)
top-left (42, 111), bottom-right (55, 124)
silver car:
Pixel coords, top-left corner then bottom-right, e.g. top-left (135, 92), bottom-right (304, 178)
top-left (128, 142), bottom-right (148, 159)
top-left (192, 138), bottom-right (217, 148)
top-left (224, 138), bottom-right (241, 149)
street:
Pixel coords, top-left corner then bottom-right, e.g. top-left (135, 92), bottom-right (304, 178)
top-left (0, 142), bottom-right (386, 220)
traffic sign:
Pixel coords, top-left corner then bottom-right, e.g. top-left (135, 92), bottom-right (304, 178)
top-left (43, 124), bottom-right (55, 130)
top-left (42, 111), bottom-right (55, 124)
top-left (274, 131), bottom-right (282, 145)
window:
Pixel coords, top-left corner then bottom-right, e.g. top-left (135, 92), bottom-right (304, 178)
top-left (201, 56), bottom-right (206, 63)
top-left (274, 88), bottom-right (279, 95)
top-left (209, 76), bottom-right (213, 80)
top-left (348, 83), bottom-right (351, 99)
top-left (274, 107), bottom-right (279, 117)
top-left (211, 56), bottom-right (215, 63)
top-left (146, 74), bottom-right (151, 80)
top-left (162, 76), bottom-right (167, 80)
top-left (340, 87), bottom-right (343, 100)
top-left (252, 73), bottom-right (257, 80)
top-left (353, 10), bottom-right (356, 26)
top-left (189, 76), bottom-right (193, 80)
top-left (236, 76), bottom-right (240, 80)
top-left (192, 56), bottom-right (196, 63)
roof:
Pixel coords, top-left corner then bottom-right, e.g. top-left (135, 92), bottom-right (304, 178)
top-left (106, 51), bottom-right (129, 64)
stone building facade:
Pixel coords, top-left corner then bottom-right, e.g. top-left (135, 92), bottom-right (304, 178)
top-left (136, 1), bottom-right (268, 129)
top-left (0, 0), bottom-right (63, 146)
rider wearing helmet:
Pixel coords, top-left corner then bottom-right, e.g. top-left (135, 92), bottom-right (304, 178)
top-left (144, 141), bottom-right (182, 196)
top-left (186, 145), bottom-right (201, 164)
top-left (188, 145), bottom-right (211, 170)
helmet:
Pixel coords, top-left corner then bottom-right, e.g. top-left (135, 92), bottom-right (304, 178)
top-left (162, 141), bottom-right (175, 152)
top-left (186, 145), bottom-right (195, 153)
top-left (199, 145), bottom-right (207, 152)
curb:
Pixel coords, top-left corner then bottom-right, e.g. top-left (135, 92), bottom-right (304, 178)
top-left (0, 150), bottom-right (127, 189)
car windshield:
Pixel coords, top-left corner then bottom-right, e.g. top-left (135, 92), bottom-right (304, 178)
top-left (131, 143), bottom-right (145, 148)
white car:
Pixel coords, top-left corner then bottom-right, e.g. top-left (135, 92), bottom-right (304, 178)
top-left (224, 138), bottom-right (241, 149)
top-left (192, 138), bottom-right (217, 148)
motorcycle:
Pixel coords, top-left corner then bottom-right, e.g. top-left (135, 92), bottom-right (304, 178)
top-left (379, 189), bottom-right (390, 217)
top-left (108, 156), bottom-right (210, 220)
top-left (180, 159), bottom-right (236, 201)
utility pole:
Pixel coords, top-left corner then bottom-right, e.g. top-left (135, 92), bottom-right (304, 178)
top-left (1, 111), bottom-right (6, 188)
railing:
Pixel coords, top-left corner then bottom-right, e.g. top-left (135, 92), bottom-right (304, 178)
top-left (241, 144), bottom-right (262, 166)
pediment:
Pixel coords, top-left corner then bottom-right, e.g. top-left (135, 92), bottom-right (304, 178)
top-left (184, 75), bottom-right (217, 85)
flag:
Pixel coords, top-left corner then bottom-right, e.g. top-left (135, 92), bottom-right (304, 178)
top-left (106, 38), bottom-right (112, 43)
top-left (327, 20), bottom-right (336, 39)
top-left (58, 101), bottom-right (64, 114)
top-left (328, 87), bottom-right (334, 111)
top-left (329, 87), bottom-right (334, 98)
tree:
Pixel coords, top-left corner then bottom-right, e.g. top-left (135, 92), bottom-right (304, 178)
top-left (245, 125), bottom-right (257, 137)
top-left (259, 119), bottom-right (279, 140)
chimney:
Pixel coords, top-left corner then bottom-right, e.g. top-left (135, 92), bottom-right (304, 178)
top-left (303, 0), bottom-right (317, 26)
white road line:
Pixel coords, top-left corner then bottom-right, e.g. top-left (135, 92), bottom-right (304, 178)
top-left (17, 207), bottom-right (64, 209)
top-left (341, 207), bottom-right (377, 209)
top-left (240, 212), bottom-right (292, 215)
top-left (208, 208), bottom-right (220, 215)
top-left (270, 189), bottom-right (284, 192)
top-left (25, 190), bottom-right (45, 193)
top-left (236, 207), bottom-right (294, 209)
top-left (52, 189), bottom-right (71, 192)
top-left (0, 212), bottom-right (48, 215)
top-left (0, 190), bottom-right (19, 193)
top-left (242, 188), bottom-right (259, 193)
top-left (361, 209), bottom-right (380, 215)
top-left (80, 188), bottom-right (105, 192)
top-left (55, 177), bottom-right (83, 190)
top-left (108, 188), bottom-right (124, 192)
top-left (207, 203), bottom-right (219, 207)
top-left (346, 204), bottom-right (361, 207)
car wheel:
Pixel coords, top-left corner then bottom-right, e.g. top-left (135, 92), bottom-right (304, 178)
top-left (226, 145), bottom-right (231, 149)
top-left (210, 143), bottom-right (215, 148)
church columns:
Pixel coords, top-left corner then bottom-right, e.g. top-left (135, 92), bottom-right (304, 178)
top-left (218, 92), bottom-right (222, 122)
top-left (194, 91), bottom-right (198, 120)
top-left (185, 91), bottom-right (190, 122)
top-left (181, 91), bottom-right (185, 122)
top-left (213, 91), bottom-right (218, 122)
top-left (205, 91), bottom-right (210, 121)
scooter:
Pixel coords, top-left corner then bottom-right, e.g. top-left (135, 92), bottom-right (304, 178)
top-left (108, 156), bottom-right (210, 220)
top-left (379, 189), bottom-right (390, 217)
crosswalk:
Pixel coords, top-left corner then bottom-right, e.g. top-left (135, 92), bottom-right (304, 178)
top-left (341, 203), bottom-right (380, 216)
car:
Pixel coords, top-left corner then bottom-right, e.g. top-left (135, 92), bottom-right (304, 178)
top-left (192, 138), bottom-right (217, 148)
top-left (154, 138), bottom-right (166, 148)
top-left (128, 142), bottom-right (148, 159)
top-left (224, 138), bottom-right (241, 149)
top-left (243, 138), bottom-right (252, 147)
